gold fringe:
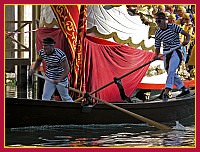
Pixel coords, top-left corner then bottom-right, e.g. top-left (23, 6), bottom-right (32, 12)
top-left (87, 26), bottom-right (155, 51)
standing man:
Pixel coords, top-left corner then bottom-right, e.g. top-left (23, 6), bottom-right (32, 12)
top-left (29, 37), bottom-right (73, 102)
top-left (154, 12), bottom-right (191, 101)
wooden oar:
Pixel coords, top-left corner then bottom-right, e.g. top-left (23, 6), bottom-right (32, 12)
top-left (74, 45), bottom-right (182, 102)
top-left (33, 73), bottom-right (171, 130)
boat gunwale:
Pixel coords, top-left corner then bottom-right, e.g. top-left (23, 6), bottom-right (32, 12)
top-left (5, 95), bottom-right (195, 110)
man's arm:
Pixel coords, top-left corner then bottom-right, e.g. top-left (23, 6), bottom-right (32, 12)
top-left (181, 30), bottom-right (191, 46)
top-left (29, 56), bottom-right (43, 75)
top-left (154, 48), bottom-right (161, 59)
top-left (54, 58), bottom-right (70, 83)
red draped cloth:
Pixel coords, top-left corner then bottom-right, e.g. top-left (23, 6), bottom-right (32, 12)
top-left (82, 35), bottom-right (155, 102)
top-left (36, 27), bottom-right (73, 71)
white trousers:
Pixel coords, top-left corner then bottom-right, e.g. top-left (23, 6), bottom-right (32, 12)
top-left (164, 51), bottom-right (184, 90)
top-left (42, 79), bottom-right (73, 102)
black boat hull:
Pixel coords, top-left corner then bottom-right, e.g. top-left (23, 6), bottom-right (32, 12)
top-left (5, 96), bottom-right (195, 128)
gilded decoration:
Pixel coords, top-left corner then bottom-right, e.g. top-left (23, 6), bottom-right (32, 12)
top-left (51, 5), bottom-right (78, 55)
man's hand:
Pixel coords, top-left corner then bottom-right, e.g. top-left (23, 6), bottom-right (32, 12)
top-left (154, 48), bottom-right (160, 60)
top-left (52, 79), bottom-right (61, 84)
top-left (28, 69), bottom-right (35, 76)
top-left (154, 55), bottom-right (159, 60)
top-left (182, 40), bottom-right (189, 46)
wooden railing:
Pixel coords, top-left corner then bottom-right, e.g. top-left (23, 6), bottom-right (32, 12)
top-left (5, 21), bottom-right (33, 68)
top-left (5, 20), bottom-right (34, 90)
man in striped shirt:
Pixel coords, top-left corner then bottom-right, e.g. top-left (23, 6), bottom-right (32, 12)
top-left (154, 12), bottom-right (191, 101)
top-left (29, 37), bottom-right (73, 102)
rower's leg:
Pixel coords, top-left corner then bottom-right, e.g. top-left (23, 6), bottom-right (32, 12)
top-left (42, 80), bottom-right (56, 100)
top-left (56, 80), bottom-right (73, 102)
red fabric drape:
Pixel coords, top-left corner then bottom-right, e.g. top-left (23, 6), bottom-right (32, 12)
top-left (36, 27), bottom-right (73, 67)
top-left (83, 35), bottom-right (155, 102)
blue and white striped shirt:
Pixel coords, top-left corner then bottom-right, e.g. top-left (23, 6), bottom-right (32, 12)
top-left (155, 23), bottom-right (182, 51)
top-left (38, 48), bottom-right (67, 82)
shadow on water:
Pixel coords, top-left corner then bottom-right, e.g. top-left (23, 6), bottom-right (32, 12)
top-left (5, 116), bottom-right (195, 147)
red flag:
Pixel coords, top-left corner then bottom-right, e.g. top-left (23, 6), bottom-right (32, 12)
top-left (51, 5), bottom-right (87, 98)
top-left (51, 5), bottom-right (80, 60)
top-left (72, 5), bottom-right (87, 94)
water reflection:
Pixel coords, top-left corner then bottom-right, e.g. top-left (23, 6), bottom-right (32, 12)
top-left (6, 123), bottom-right (195, 147)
